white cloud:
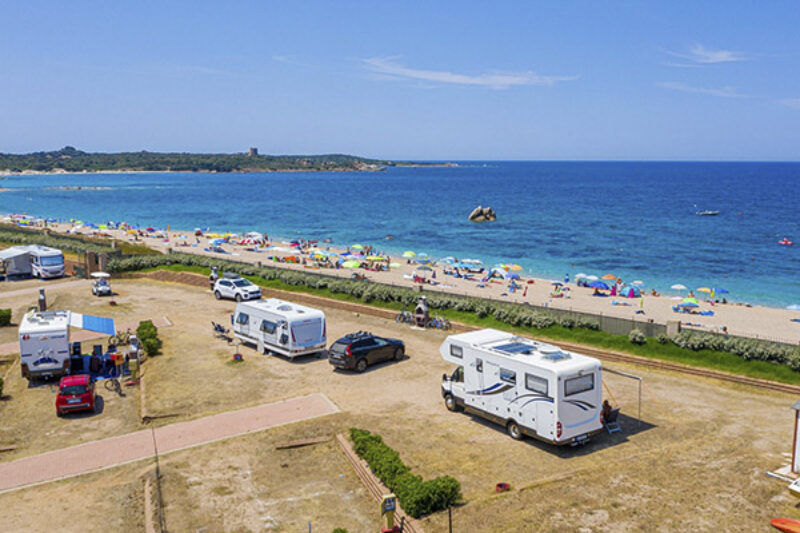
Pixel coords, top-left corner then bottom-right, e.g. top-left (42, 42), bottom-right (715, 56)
top-left (361, 56), bottom-right (577, 90)
top-left (656, 81), bottom-right (747, 98)
top-left (665, 44), bottom-right (749, 65)
top-left (778, 98), bottom-right (800, 109)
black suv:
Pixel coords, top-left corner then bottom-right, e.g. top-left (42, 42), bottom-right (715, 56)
top-left (328, 331), bottom-right (405, 372)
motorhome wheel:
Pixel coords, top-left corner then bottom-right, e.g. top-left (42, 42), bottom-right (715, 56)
top-left (394, 347), bottom-right (404, 361)
top-left (214, 291), bottom-right (222, 300)
top-left (507, 421), bottom-right (523, 440)
top-left (356, 358), bottom-right (368, 373)
top-left (444, 393), bottom-right (458, 412)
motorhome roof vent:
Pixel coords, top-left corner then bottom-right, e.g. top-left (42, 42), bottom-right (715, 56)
top-left (495, 342), bottom-right (535, 355)
top-left (277, 304), bottom-right (293, 312)
top-left (540, 347), bottom-right (570, 361)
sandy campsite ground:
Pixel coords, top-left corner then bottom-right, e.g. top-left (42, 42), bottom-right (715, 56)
top-left (41, 221), bottom-right (800, 344)
top-left (0, 278), bottom-right (800, 531)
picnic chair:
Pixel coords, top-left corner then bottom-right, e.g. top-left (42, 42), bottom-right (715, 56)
top-left (604, 407), bottom-right (622, 435)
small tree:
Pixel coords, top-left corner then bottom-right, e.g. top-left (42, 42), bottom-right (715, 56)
top-left (142, 337), bottom-right (159, 356)
top-left (0, 309), bottom-right (11, 327)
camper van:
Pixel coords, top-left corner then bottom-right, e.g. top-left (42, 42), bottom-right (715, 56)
top-left (232, 299), bottom-right (326, 358)
top-left (0, 245), bottom-right (64, 279)
top-left (440, 328), bottom-right (603, 446)
top-left (19, 310), bottom-right (72, 379)
top-left (19, 309), bottom-right (116, 380)
top-left (27, 245), bottom-right (65, 278)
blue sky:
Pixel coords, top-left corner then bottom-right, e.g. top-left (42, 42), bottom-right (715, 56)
top-left (1, 1), bottom-right (799, 160)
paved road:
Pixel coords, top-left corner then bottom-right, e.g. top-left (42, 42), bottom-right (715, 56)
top-left (0, 279), bottom-right (89, 299)
top-left (0, 393), bottom-right (339, 494)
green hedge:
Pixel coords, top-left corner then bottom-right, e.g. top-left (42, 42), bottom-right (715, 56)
top-left (136, 319), bottom-right (160, 356)
top-left (0, 308), bottom-right (11, 327)
top-left (665, 331), bottom-right (800, 369)
top-left (0, 225), bottom-right (116, 255)
top-left (349, 428), bottom-right (461, 518)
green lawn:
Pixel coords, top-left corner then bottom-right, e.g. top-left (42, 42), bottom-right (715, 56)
top-left (139, 264), bottom-right (800, 386)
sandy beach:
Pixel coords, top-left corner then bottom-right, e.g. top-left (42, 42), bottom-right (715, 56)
top-left (23, 220), bottom-right (798, 345)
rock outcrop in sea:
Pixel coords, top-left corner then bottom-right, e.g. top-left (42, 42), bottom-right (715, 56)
top-left (468, 205), bottom-right (496, 222)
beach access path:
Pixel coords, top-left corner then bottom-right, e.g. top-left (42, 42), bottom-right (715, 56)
top-left (0, 392), bottom-right (339, 494)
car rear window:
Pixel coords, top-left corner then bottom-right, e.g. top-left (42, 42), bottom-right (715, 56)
top-left (331, 341), bottom-right (349, 352)
top-left (60, 385), bottom-right (87, 395)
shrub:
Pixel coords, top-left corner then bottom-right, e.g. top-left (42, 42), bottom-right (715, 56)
top-left (349, 428), bottom-right (461, 518)
top-left (136, 319), bottom-right (158, 341)
top-left (657, 333), bottom-right (669, 344)
top-left (142, 337), bottom-right (159, 356)
top-left (628, 328), bottom-right (646, 345)
top-left (332, 529), bottom-right (348, 533)
top-left (0, 376), bottom-right (3, 398)
top-left (0, 308), bottom-right (11, 327)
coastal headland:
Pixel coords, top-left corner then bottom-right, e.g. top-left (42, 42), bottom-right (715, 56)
top-left (0, 146), bottom-right (455, 175)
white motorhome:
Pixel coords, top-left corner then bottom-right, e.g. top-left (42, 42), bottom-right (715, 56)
top-left (0, 245), bottom-right (64, 279)
top-left (440, 328), bottom-right (604, 446)
top-left (19, 309), bottom-right (116, 379)
top-left (27, 245), bottom-right (65, 278)
top-left (233, 299), bottom-right (326, 358)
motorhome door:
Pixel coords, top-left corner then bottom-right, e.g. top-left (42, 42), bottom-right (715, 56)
top-left (536, 401), bottom-right (554, 439)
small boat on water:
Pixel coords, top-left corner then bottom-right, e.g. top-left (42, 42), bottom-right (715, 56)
top-left (696, 210), bottom-right (720, 216)
top-left (779, 238), bottom-right (794, 246)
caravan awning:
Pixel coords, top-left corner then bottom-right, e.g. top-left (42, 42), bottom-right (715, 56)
top-left (0, 247), bottom-right (29, 260)
top-left (68, 313), bottom-right (116, 336)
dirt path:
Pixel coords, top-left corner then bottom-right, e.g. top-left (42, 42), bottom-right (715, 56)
top-left (0, 393), bottom-right (339, 494)
top-left (0, 279), bottom-right (88, 299)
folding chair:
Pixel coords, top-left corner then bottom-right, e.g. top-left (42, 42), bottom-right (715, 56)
top-left (605, 407), bottom-right (622, 434)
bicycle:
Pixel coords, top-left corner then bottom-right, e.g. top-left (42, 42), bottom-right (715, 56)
top-left (108, 328), bottom-right (132, 346)
top-left (104, 376), bottom-right (123, 396)
top-left (395, 307), bottom-right (414, 325)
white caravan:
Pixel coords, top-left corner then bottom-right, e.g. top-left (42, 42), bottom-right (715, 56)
top-left (440, 328), bottom-right (604, 445)
top-left (19, 309), bottom-right (116, 379)
top-left (233, 299), bottom-right (326, 358)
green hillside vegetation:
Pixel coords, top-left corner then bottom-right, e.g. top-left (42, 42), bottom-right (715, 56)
top-left (0, 146), bottom-right (392, 173)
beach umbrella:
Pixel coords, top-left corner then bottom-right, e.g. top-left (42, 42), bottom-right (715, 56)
top-left (575, 273), bottom-right (588, 279)
top-left (491, 267), bottom-right (507, 276)
top-left (342, 260), bottom-right (361, 268)
top-left (682, 297), bottom-right (699, 305)
top-left (461, 258), bottom-right (482, 265)
top-left (210, 238), bottom-right (226, 246)
top-left (601, 274), bottom-right (617, 280)
top-left (416, 252), bottom-right (429, 259)
top-left (585, 275), bottom-right (599, 281)
top-left (589, 281), bottom-right (610, 290)
top-left (126, 229), bottom-right (137, 234)
top-left (677, 302), bottom-right (699, 308)
top-left (366, 255), bottom-right (385, 261)
top-left (671, 284), bottom-right (687, 290)
top-left (389, 262), bottom-right (401, 268)
top-left (402, 251), bottom-right (416, 258)
top-left (697, 287), bottom-right (712, 294)
top-left (351, 244), bottom-right (364, 250)
top-left (631, 280), bottom-right (644, 286)
top-left (146, 227), bottom-right (155, 232)
top-left (505, 272), bottom-right (520, 280)
top-left (507, 264), bottom-right (523, 271)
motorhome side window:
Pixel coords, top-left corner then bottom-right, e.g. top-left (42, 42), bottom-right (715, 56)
top-left (525, 373), bottom-right (548, 396)
top-left (236, 313), bottom-right (249, 325)
top-left (260, 320), bottom-right (276, 334)
top-left (565, 374), bottom-right (594, 396)
top-left (450, 345), bottom-right (463, 358)
top-left (499, 368), bottom-right (516, 384)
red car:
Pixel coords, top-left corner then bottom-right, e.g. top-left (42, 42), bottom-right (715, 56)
top-left (55, 374), bottom-right (96, 416)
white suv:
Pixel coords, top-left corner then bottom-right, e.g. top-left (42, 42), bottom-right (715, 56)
top-left (213, 275), bottom-right (262, 301)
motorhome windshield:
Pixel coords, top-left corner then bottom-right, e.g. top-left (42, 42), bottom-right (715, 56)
top-left (41, 255), bottom-right (64, 266)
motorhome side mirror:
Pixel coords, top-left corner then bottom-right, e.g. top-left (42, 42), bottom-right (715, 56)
top-left (442, 373), bottom-right (448, 381)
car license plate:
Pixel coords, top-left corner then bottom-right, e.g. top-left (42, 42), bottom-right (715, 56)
top-left (67, 398), bottom-right (81, 404)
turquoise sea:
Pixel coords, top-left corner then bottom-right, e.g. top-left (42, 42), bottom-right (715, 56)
top-left (1, 161), bottom-right (799, 307)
